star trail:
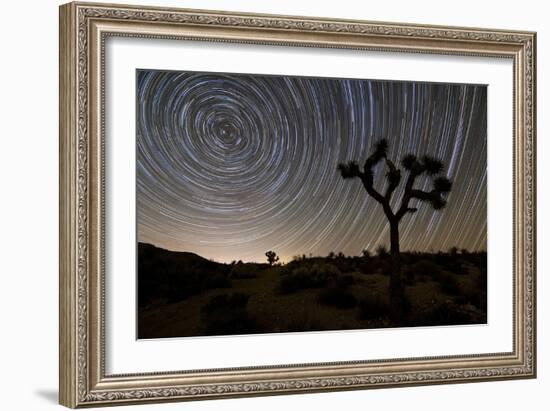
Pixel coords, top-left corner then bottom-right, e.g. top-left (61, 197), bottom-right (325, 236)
top-left (137, 70), bottom-right (487, 263)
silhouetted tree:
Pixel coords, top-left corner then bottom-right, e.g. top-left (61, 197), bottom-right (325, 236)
top-left (338, 139), bottom-right (452, 322)
top-left (265, 250), bottom-right (280, 266)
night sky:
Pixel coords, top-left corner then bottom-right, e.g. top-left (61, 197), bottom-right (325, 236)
top-left (137, 70), bottom-right (487, 263)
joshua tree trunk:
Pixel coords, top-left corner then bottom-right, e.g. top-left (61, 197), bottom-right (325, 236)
top-left (389, 219), bottom-right (404, 323)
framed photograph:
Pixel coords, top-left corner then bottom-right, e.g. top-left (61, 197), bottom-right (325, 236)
top-left (59, 1), bottom-right (536, 408)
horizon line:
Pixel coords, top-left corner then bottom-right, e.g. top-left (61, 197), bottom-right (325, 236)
top-left (138, 241), bottom-right (487, 265)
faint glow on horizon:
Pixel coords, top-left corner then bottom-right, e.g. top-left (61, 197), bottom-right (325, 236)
top-left (137, 70), bottom-right (487, 263)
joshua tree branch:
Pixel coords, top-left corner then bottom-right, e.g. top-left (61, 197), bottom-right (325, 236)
top-left (359, 170), bottom-right (387, 205)
top-left (337, 162), bottom-right (387, 206)
top-left (339, 138), bottom-right (401, 218)
top-left (395, 171), bottom-right (418, 220)
top-left (409, 189), bottom-right (436, 201)
top-left (384, 158), bottom-right (401, 201)
top-left (410, 189), bottom-right (447, 210)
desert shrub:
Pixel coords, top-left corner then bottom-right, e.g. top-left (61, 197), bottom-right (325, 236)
top-left (402, 266), bottom-right (416, 285)
top-left (415, 273), bottom-right (429, 283)
top-left (434, 253), bottom-right (465, 275)
top-left (407, 300), bottom-right (476, 326)
top-left (462, 251), bottom-right (487, 268)
top-left (335, 274), bottom-right (355, 287)
top-left (317, 286), bottom-right (357, 309)
top-left (456, 284), bottom-right (487, 310)
top-left (404, 259), bottom-right (443, 281)
top-left (333, 254), bottom-right (357, 273)
top-left (355, 261), bottom-right (372, 275)
top-left (454, 295), bottom-right (468, 305)
top-left (278, 263), bottom-right (341, 294)
top-left (279, 273), bottom-right (312, 294)
top-left (275, 262), bottom-right (295, 276)
top-left (311, 263), bottom-right (341, 283)
top-left (201, 293), bottom-right (259, 335)
top-left (355, 255), bottom-right (384, 275)
top-left (229, 262), bottom-right (258, 279)
top-left (439, 273), bottom-right (461, 295)
top-left (403, 260), bottom-right (461, 294)
top-left (358, 295), bottom-right (388, 320)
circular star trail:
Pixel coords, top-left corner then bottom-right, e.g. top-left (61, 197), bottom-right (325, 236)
top-left (137, 70), bottom-right (487, 263)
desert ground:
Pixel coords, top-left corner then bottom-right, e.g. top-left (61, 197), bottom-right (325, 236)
top-left (138, 243), bottom-right (486, 339)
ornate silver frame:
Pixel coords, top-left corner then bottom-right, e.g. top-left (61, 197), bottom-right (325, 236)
top-left (59, 2), bottom-right (536, 408)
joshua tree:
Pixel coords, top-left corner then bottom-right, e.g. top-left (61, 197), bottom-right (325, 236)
top-left (338, 139), bottom-right (452, 322)
top-left (265, 250), bottom-right (280, 266)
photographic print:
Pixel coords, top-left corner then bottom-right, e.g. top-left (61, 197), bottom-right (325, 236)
top-left (136, 70), bottom-right (487, 339)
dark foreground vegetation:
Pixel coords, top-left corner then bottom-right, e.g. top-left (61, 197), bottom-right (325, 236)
top-left (138, 243), bottom-right (487, 339)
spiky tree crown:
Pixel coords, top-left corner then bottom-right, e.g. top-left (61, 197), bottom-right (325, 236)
top-left (421, 155), bottom-right (444, 176)
top-left (337, 161), bottom-right (360, 179)
top-left (337, 138), bottom-right (453, 218)
top-left (434, 176), bottom-right (452, 193)
top-left (401, 154), bottom-right (417, 170)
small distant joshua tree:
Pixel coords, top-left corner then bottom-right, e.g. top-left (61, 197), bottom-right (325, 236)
top-left (265, 250), bottom-right (280, 266)
top-left (338, 139), bottom-right (452, 322)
